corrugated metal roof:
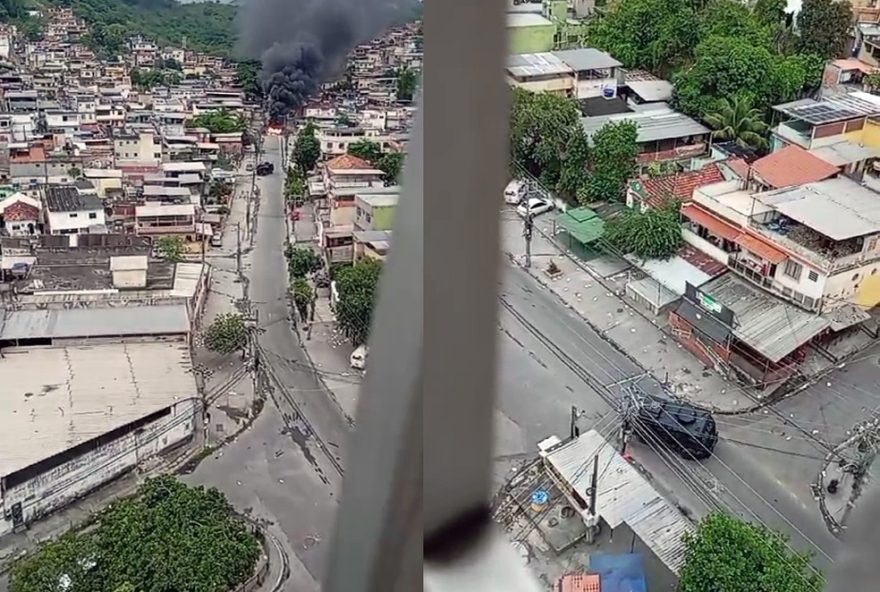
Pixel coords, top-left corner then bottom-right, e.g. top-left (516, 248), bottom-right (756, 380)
top-left (553, 48), bottom-right (622, 72)
top-left (545, 430), bottom-right (694, 575)
top-left (506, 12), bottom-right (553, 28)
top-left (0, 342), bottom-right (197, 477)
top-left (0, 304), bottom-right (190, 340)
top-left (507, 53), bottom-right (573, 78)
top-left (700, 273), bottom-right (830, 362)
top-left (756, 177), bottom-right (880, 241)
top-left (581, 107), bottom-right (709, 144)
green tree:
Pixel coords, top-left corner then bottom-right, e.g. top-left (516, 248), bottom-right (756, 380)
top-left (754, 0), bottom-right (787, 24)
top-left (679, 512), bottom-right (823, 592)
top-left (556, 128), bottom-right (591, 201)
top-left (191, 109), bottom-right (246, 134)
top-left (587, 0), bottom-right (700, 74)
top-left (157, 235), bottom-right (185, 262)
top-left (286, 246), bottom-right (322, 278)
top-left (604, 202), bottom-right (683, 259)
top-left (703, 95), bottom-right (769, 150)
top-left (292, 123), bottom-right (321, 173)
top-left (348, 139), bottom-right (383, 164)
top-left (797, 0), bottom-right (852, 60)
top-left (396, 66), bottom-right (418, 102)
top-left (235, 59), bottom-right (262, 99)
top-left (9, 476), bottom-right (260, 592)
top-left (377, 152), bottom-right (405, 184)
top-left (672, 35), bottom-right (811, 118)
top-left (509, 88), bottom-right (582, 188)
top-left (698, 0), bottom-right (773, 47)
top-left (285, 168), bottom-right (307, 203)
top-left (292, 277), bottom-right (313, 320)
top-left (67, 166), bottom-right (82, 179)
top-left (204, 313), bottom-right (247, 354)
top-left (585, 121), bottom-right (638, 202)
top-left (335, 259), bottom-right (383, 346)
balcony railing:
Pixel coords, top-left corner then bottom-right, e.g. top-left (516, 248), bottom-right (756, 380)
top-left (728, 257), bottom-right (821, 312)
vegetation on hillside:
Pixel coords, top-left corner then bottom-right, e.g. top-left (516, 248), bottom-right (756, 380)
top-left (589, 0), bottom-right (843, 122)
top-left (9, 476), bottom-right (261, 592)
top-left (50, 0), bottom-right (237, 56)
top-left (605, 201), bottom-right (684, 260)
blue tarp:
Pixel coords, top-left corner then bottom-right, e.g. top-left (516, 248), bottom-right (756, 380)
top-left (589, 553), bottom-right (648, 592)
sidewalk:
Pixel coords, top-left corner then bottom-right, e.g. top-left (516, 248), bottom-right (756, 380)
top-left (195, 166), bottom-right (262, 446)
top-left (288, 201), bottom-right (363, 424)
top-left (501, 210), bottom-right (756, 413)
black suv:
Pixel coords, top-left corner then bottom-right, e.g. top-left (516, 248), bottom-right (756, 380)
top-left (255, 162), bottom-right (274, 176)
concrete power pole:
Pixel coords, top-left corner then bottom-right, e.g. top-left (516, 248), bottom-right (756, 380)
top-left (236, 222), bottom-right (242, 276)
top-left (523, 209), bottom-right (534, 268)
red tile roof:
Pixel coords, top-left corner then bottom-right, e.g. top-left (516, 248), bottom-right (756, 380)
top-left (326, 153), bottom-right (373, 171)
top-left (3, 201), bottom-right (39, 221)
top-left (677, 244), bottom-right (727, 276)
top-left (557, 573), bottom-right (601, 592)
top-left (634, 163), bottom-right (724, 209)
top-left (750, 145), bottom-right (839, 189)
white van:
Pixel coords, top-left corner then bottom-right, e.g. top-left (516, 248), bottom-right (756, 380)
top-left (350, 345), bottom-right (368, 370)
top-left (504, 179), bottom-right (527, 205)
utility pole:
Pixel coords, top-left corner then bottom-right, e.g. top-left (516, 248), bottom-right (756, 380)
top-left (523, 209), bottom-right (534, 268)
top-left (236, 222), bottom-right (242, 275)
top-left (569, 405), bottom-right (579, 439)
top-left (588, 454), bottom-right (599, 514)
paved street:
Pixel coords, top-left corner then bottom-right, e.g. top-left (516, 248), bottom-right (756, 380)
top-left (186, 135), bottom-right (349, 592)
top-left (492, 252), bottom-right (840, 572)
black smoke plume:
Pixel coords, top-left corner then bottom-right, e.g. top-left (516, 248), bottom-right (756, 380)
top-left (237, 0), bottom-right (419, 122)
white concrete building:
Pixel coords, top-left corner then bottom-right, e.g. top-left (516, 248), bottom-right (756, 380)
top-left (43, 186), bottom-right (106, 235)
top-left (0, 342), bottom-right (199, 535)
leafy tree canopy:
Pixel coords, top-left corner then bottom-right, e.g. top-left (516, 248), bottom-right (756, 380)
top-left (204, 312), bottom-right (247, 354)
top-left (587, 0), bottom-right (700, 74)
top-left (604, 201), bottom-right (683, 259)
top-left (377, 152), bottom-right (405, 184)
top-left (56, 0), bottom-right (236, 56)
top-left (348, 139), bottom-right (383, 165)
top-left (671, 34), bottom-right (815, 119)
top-left (130, 67), bottom-right (181, 90)
top-left (585, 121), bottom-right (639, 203)
top-left (285, 245), bottom-right (322, 278)
top-left (9, 476), bottom-right (261, 592)
top-left (396, 66), bottom-right (418, 103)
top-left (336, 259), bottom-right (383, 346)
top-left (704, 95), bottom-right (770, 150)
top-left (190, 109), bottom-right (246, 134)
top-left (292, 123), bottom-right (321, 173)
top-left (679, 512), bottom-right (824, 592)
top-left (236, 59), bottom-right (262, 99)
top-left (797, 0), bottom-right (853, 60)
top-left (156, 235), bottom-right (185, 263)
top-left (509, 88), bottom-right (583, 189)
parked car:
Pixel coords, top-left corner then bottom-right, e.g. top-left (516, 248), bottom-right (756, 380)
top-left (210, 234), bottom-right (222, 247)
top-left (245, 162), bottom-right (254, 172)
top-left (504, 179), bottom-right (527, 205)
top-left (516, 197), bottom-right (554, 218)
top-left (256, 162), bottom-right (274, 176)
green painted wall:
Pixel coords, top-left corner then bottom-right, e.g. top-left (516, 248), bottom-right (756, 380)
top-left (373, 205), bottom-right (396, 231)
top-left (508, 23), bottom-right (556, 54)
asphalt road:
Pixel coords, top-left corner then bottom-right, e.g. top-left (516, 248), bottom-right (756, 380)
top-left (493, 258), bottom-right (840, 574)
top-left (186, 135), bottom-right (349, 592)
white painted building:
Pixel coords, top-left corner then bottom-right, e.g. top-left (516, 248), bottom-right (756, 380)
top-left (43, 186), bottom-right (106, 235)
top-left (0, 342), bottom-right (199, 535)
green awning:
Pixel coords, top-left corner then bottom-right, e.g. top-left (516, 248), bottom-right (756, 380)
top-left (556, 207), bottom-right (605, 245)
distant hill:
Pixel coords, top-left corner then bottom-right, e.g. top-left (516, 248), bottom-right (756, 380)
top-left (46, 0), bottom-right (238, 56)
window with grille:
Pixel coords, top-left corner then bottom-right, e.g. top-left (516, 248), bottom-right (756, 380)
top-left (808, 270), bottom-right (818, 282)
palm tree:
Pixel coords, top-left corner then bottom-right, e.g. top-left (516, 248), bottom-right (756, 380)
top-left (703, 96), bottom-right (769, 151)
